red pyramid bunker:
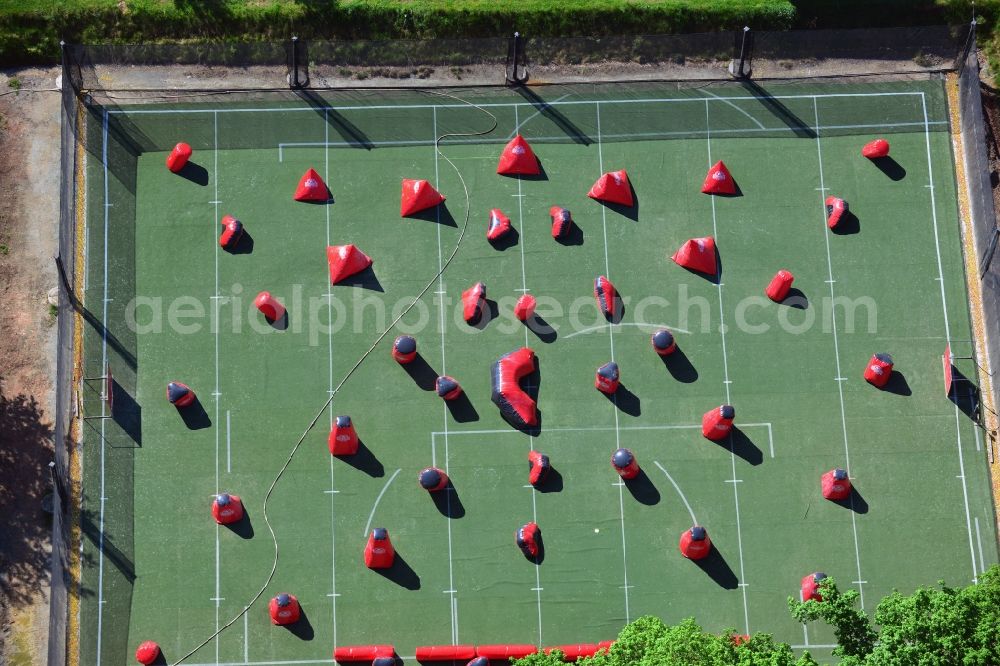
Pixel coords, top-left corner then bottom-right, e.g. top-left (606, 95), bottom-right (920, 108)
top-left (327, 244), bottom-right (372, 285)
top-left (401, 178), bottom-right (445, 217)
top-left (701, 160), bottom-right (736, 195)
top-left (294, 168), bottom-right (331, 202)
top-left (672, 236), bottom-right (717, 276)
top-left (497, 134), bottom-right (540, 176)
top-left (588, 169), bottom-right (634, 207)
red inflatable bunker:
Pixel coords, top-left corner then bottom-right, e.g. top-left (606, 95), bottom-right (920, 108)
top-left (466, 658), bottom-right (490, 666)
top-left (821, 468), bottom-right (852, 501)
top-left (219, 215), bottom-right (244, 251)
top-left (701, 160), bottom-right (736, 195)
top-left (392, 335), bottom-right (417, 364)
top-left (462, 282), bottom-right (487, 324)
top-left (364, 528), bottom-right (395, 569)
top-left (863, 353), bottom-right (893, 388)
top-left (595, 361), bottom-right (620, 395)
top-left (528, 450), bottom-right (551, 486)
top-left (327, 244), bottom-right (373, 285)
top-left (826, 196), bottom-right (849, 230)
top-left (801, 572), bottom-right (828, 602)
top-left (477, 645), bottom-right (538, 660)
top-left (497, 134), bottom-right (541, 176)
top-left (401, 179), bottom-right (445, 217)
top-left (294, 168), bottom-right (331, 202)
top-left (211, 493), bottom-right (244, 525)
top-left (135, 641), bottom-right (161, 665)
top-left (487, 208), bottom-right (513, 242)
top-left (415, 645), bottom-right (477, 662)
top-left (166, 381), bottom-right (196, 408)
top-left (546, 644), bottom-right (601, 661)
top-left (550, 206), bottom-right (573, 240)
top-left (672, 237), bottom-right (717, 276)
top-left (328, 415), bottom-right (359, 456)
top-left (166, 143), bottom-right (192, 173)
top-left (702, 404), bottom-right (735, 441)
top-left (515, 522), bottom-right (541, 558)
top-left (651, 329), bottom-right (676, 356)
top-left (332, 645), bottom-right (395, 662)
top-left (491, 347), bottom-right (539, 428)
top-left (436, 375), bottom-right (463, 401)
top-left (514, 294), bottom-right (537, 322)
top-left (611, 447), bottom-right (639, 480)
top-left (269, 593), bottom-right (301, 625)
top-left (588, 169), bottom-right (634, 207)
top-left (254, 291), bottom-right (286, 322)
top-left (679, 526), bottom-right (712, 560)
top-left (765, 270), bottom-right (795, 302)
top-left (419, 467), bottom-right (449, 492)
top-left (594, 275), bottom-right (618, 319)
top-left (862, 138), bottom-right (890, 159)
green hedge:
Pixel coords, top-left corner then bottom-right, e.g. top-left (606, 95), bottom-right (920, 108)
top-left (0, 0), bottom-right (993, 66)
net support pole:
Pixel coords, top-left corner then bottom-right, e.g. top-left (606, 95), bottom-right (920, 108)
top-left (289, 36), bottom-right (306, 89)
top-left (506, 32), bottom-right (528, 86)
top-left (729, 26), bottom-right (753, 79)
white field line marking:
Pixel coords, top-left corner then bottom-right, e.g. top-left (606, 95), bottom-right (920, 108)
top-left (276, 121), bottom-right (949, 153)
top-left (432, 423), bottom-right (772, 437)
top-left (324, 110), bottom-right (339, 648)
top-left (922, 91), bottom-right (979, 583)
top-left (653, 461), bottom-right (698, 524)
top-left (813, 98), bottom-right (866, 607)
top-left (701, 89), bottom-right (767, 129)
top-left (974, 517), bottom-right (985, 574)
top-left (226, 410), bottom-right (232, 473)
top-left (96, 108), bottom-right (110, 666)
top-left (514, 105), bottom-right (542, 646)
top-left (243, 611), bottom-right (249, 663)
top-left (213, 110), bottom-right (222, 662)
top-left (791, 644), bottom-right (838, 650)
top-left (362, 468), bottom-right (402, 538)
top-left (508, 93), bottom-right (573, 139)
top-left (432, 106), bottom-right (458, 644)
top-left (115, 90), bottom-right (929, 115)
top-left (563, 321), bottom-right (691, 339)
top-left (706, 98), bottom-right (749, 635)
top-left (597, 101), bottom-right (629, 624)
top-left (799, 589), bottom-right (809, 645)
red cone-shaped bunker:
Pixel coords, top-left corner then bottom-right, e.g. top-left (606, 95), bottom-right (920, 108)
top-left (765, 270), bottom-right (794, 302)
top-left (365, 527), bottom-right (396, 569)
top-left (254, 291), bottom-right (286, 321)
top-left (702, 404), bottom-right (735, 441)
top-left (611, 447), bottom-right (639, 479)
top-left (293, 168), bottom-right (331, 202)
top-left (392, 335), bottom-right (417, 364)
top-left (863, 353), bottom-right (893, 388)
top-left (166, 143), bottom-right (192, 173)
top-left (595, 361), bottom-right (620, 395)
top-left (672, 237), bottom-right (717, 276)
top-left (436, 375), bottom-right (463, 401)
top-left (550, 206), bottom-right (573, 240)
top-left (419, 467), bottom-right (449, 492)
top-left (211, 493), bottom-right (244, 525)
top-left (514, 294), bottom-right (536, 322)
top-left (462, 282), bottom-right (486, 324)
top-left (862, 138), bottom-right (890, 159)
top-left (401, 179), bottom-right (445, 216)
top-left (166, 381), bottom-right (195, 408)
top-left (219, 215), bottom-right (244, 251)
top-left (679, 525), bottom-right (712, 560)
top-left (135, 641), bottom-right (161, 665)
top-left (327, 244), bottom-right (373, 285)
top-left (821, 468), bottom-right (852, 500)
top-left (588, 169), bottom-right (634, 207)
top-left (826, 196), bottom-right (849, 230)
top-left (329, 415), bottom-right (358, 456)
top-left (701, 160), bottom-right (736, 195)
top-left (497, 134), bottom-right (541, 176)
top-left (801, 572), bottom-right (827, 602)
top-left (594, 275), bottom-right (618, 319)
top-left (269, 593), bottom-right (301, 625)
top-left (487, 208), bottom-right (512, 242)
top-left (651, 329), bottom-right (676, 356)
top-left (528, 450), bottom-right (550, 486)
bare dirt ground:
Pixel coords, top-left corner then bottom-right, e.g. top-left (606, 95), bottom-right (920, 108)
top-left (0, 66), bottom-right (62, 666)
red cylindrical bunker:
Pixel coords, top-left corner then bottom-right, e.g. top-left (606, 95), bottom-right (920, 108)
top-left (166, 142), bottom-right (192, 173)
top-left (166, 381), bottom-right (196, 408)
top-left (801, 572), bottom-right (827, 602)
top-left (254, 291), bottom-right (286, 321)
top-left (679, 525), bottom-right (712, 560)
top-left (702, 404), bottom-right (735, 441)
top-left (211, 493), bottom-right (244, 525)
top-left (595, 361), bottom-right (620, 394)
top-left (329, 415), bottom-right (359, 455)
top-left (392, 335), bottom-right (417, 364)
top-left (611, 447), bottom-right (639, 479)
top-left (514, 294), bottom-right (537, 322)
top-left (651, 329), bottom-right (676, 356)
top-left (135, 641), bottom-right (161, 665)
top-left (269, 593), bottom-right (301, 625)
top-left (418, 467), bottom-right (449, 492)
top-left (821, 468), bottom-right (852, 500)
top-left (765, 269), bottom-right (794, 302)
top-left (436, 375), bottom-right (463, 401)
top-left (863, 352), bottom-right (893, 388)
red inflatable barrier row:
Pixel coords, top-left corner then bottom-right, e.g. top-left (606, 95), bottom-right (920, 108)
top-left (476, 644), bottom-right (538, 660)
top-left (545, 644), bottom-right (600, 660)
top-left (415, 645), bottom-right (477, 661)
top-left (332, 645), bottom-right (394, 662)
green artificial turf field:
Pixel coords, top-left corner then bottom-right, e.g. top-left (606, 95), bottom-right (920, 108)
top-left (79, 79), bottom-right (1000, 665)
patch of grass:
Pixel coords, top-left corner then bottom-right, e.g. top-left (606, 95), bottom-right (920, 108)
top-left (7, 75), bottom-right (19, 91)
top-left (48, 303), bottom-right (58, 318)
top-left (0, 244), bottom-right (8, 255)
